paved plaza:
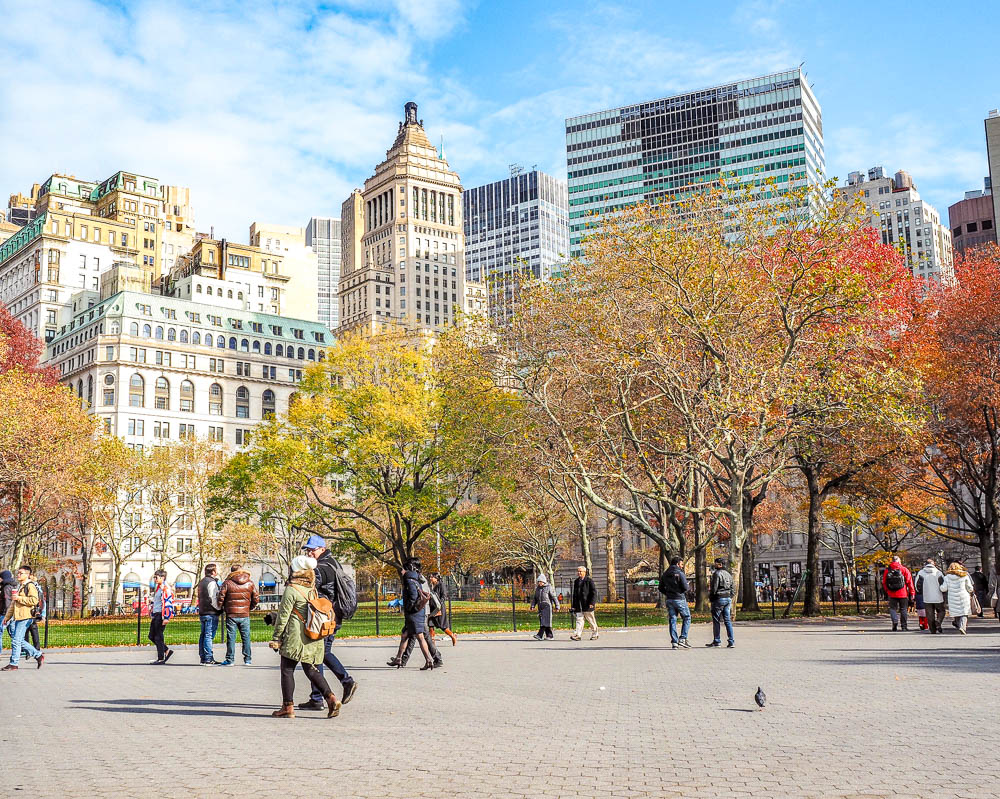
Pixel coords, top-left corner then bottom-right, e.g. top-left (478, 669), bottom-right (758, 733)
top-left (4, 617), bottom-right (1000, 798)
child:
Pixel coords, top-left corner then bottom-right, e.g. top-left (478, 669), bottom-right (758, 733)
top-left (530, 574), bottom-right (559, 640)
top-left (915, 590), bottom-right (928, 630)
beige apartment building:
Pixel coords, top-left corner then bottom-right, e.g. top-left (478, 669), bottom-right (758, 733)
top-left (250, 221), bottom-right (319, 322)
top-left (338, 102), bottom-right (486, 337)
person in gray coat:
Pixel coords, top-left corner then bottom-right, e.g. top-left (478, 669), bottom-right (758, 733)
top-left (530, 574), bottom-right (560, 640)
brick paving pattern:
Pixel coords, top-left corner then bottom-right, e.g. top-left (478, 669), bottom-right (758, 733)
top-left (4, 617), bottom-right (1000, 797)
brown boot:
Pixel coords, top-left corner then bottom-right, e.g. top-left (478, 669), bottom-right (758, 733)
top-left (325, 693), bottom-right (342, 718)
top-left (271, 702), bottom-right (295, 718)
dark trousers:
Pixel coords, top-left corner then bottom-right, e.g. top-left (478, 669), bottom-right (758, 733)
top-left (536, 625), bottom-right (553, 638)
top-left (25, 620), bottom-right (40, 653)
top-left (148, 612), bottom-right (167, 660)
top-left (309, 632), bottom-right (352, 702)
top-left (280, 656), bottom-right (331, 704)
top-left (400, 624), bottom-right (441, 665)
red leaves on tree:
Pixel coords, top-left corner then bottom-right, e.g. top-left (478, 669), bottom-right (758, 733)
top-left (0, 305), bottom-right (57, 385)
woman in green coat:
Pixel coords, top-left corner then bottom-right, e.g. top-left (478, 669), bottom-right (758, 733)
top-left (269, 556), bottom-right (341, 718)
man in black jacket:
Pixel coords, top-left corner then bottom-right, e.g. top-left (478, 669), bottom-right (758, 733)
top-left (658, 556), bottom-right (691, 649)
top-left (570, 566), bottom-right (599, 641)
top-left (196, 564), bottom-right (221, 665)
top-left (707, 557), bottom-right (735, 648)
top-left (298, 535), bottom-right (358, 711)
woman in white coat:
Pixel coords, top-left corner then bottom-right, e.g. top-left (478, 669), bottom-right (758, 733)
top-left (942, 562), bottom-right (975, 634)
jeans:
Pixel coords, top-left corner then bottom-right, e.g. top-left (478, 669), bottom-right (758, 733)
top-left (199, 614), bottom-right (220, 662)
top-left (711, 598), bottom-right (734, 644)
top-left (309, 631), bottom-right (352, 702)
top-left (888, 596), bottom-right (909, 628)
top-left (225, 616), bottom-right (252, 663)
top-left (9, 618), bottom-right (41, 666)
top-left (665, 598), bottom-right (691, 644)
top-left (148, 612), bottom-right (167, 660)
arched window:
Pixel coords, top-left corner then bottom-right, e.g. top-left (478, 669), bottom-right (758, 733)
top-left (180, 380), bottom-right (194, 412)
top-left (167, 328), bottom-right (176, 341)
top-left (204, 334), bottom-right (212, 347)
top-left (206, 286), bottom-right (213, 296)
top-left (130, 322), bottom-right (139, 336)
top-left (275, 344), bottom-right (284, 357)
top-left (77, 379), bottom-right (83, 398)
top-left (155, 326), bottom-right (163, 340)
top-left (262, 389), bottom-right (276, 419)
top-left (307, 348), bottom-right (315, 361)
top-left (179, 330), bottom-right (188, 343)
top-left (228, 337), bottom-right (237, 350)
top-left (142, 324), bottom-right (151, 337)
top-left (289, 347), bottom-right (296, 361)
top-left (252, 340), bottom-right (260, 353)
top-left (264, 342), bottom-right (272, 355)
top-left (297, 347), bottom-right (305, 360)
top-left (238, 291), bottom-right (244, 300)
top-left (87, 375), bottom-right (93, 406)
top-left (209, 383), bottom-right (223, 415)
top-left (227, 290), bottom-right (233, 299)
top-left (288, 392), bottom-right (300, 409)
top-left (192, 332), bottom-right (201, 345)
top-left (216, 336), bottom-right (225, 349)
top-left (129, 374), bottom-right (144, 407)
top-left (235, 386), bottom-right (250, 418)
top-left (318, 351), bottom-right (325, 361)
top-left (111, 321), bottom-right (120, 335)
top-left (154, 376), bottom-right (170, 410)
top-left (240, 338), bottom-right (249, 352)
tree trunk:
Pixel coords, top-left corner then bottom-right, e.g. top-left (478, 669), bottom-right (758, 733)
top-left (656, 543), bottom-right (668, 608)
top-left (740, 538), bottom-right (759, 611)
top-left (802, 465), bottom-right (823, 616)
top-left (605, 531), bottom-right (618, 602)
top-left (578, 514), bottom-right (593, 577)
top-left (109, 562), bottom-right (122, 615)
top-left (978, 529), bottom-right (994, 582)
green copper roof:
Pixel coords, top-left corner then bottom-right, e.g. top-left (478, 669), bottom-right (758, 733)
top-left (0, 212), bottom-right (47, 267)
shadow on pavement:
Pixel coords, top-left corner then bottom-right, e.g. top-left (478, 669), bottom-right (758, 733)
top-left (815, 647), bottom-right (1000, 673)
top-left (70, 698), bottom-right (271, 717)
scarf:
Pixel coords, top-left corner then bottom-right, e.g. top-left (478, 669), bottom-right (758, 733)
top-left (946, 563), bottom-right (968, 578)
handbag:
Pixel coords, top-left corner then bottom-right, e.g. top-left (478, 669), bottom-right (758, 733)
top-left (970, 591), bottom-right (982, 616)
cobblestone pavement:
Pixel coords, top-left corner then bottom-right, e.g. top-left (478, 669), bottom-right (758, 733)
top-left (5, 617), bottom-right (1000, 798)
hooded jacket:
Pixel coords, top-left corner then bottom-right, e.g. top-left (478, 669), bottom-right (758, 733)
top-left (943, 566), bottom-right (974, 617)
top-left (218, 570), bottom-right (260, 618)
top-left (881, 562), bottom-right (915, 599)
top-left (915, 565), bottom-right (945, 604)
top-left (0, 570), bottom-right (15, 617)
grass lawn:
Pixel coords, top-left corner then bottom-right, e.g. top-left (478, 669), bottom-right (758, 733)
top-left (26, 600), bottom-right (882, 648)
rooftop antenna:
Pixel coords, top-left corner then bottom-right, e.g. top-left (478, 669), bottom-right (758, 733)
top-left (510, 163), bottom-right (524, 178)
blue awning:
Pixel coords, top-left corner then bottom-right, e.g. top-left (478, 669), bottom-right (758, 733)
top-left (122, 581), bottom-right (141, 590)
top-left (175, 575), bottom-right (193, 588)
top-left (259, 574), bottom-right (277, 587)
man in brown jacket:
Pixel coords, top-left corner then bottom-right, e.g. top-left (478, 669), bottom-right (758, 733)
top-left (217, 564), bottom-right (259, 666)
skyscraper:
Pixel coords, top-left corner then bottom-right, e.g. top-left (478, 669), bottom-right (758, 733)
top-left (463, 168), bottom-right (569, 323)
top-left (986, 109), bottom-right (1000, 243)
top-left (565, 68), bottom-right (824, 257)
top-left (338, 101), bottom-right (485, 337)
top-left (305, 217), bottom-right (342, 331)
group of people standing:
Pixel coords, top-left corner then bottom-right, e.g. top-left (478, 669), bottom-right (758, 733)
top-left (658, 556), bottom-right (736, 649)
top-left (0, 565), bottom-right (45, 670)
top-left (883, 555), bottom-right (995, 634)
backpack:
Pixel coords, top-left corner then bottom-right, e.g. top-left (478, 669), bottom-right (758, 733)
top-left (329, 558), bottom-right (358, 621)
top-left (885, 568), bottom-right (905, 592)
top-left (292, 586), bottom-right (337, 640)
top-left (29, 581), bottom-right (45, 621)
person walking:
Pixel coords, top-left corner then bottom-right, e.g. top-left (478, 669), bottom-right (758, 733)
top-left (570, 566), bottom-right (598, 641)
top-left (427, 573), bottom-right (457, 646)
top-left (388, 558), bottom-right (436, 670)
top-left (942, 561), bottom-right (975, 634)
top-left (659, 556), bottom-right (691, 649)
top-left (2, 566), bottom-right (44, 671)
top-left (882, 556), bottom-right (915, 631)
top-left (18, 566), bottom-right (43, 660)
top-left (148, 569), bottom-right (175, 665)
top-left (707, 557), bottom-right (735, 648)
top-left (196, 564), bottom-right (222, 665)
top-left (217, 563), bottom-right (259, 666)
top-left (268, 555), bottom-right (341, 719)
top-left (0, 570), bottom-right (14, 654)
top-left (970, 566), bottom-right (988, 618)
top-left (393, 562), bottom-right (443, 668)
top-left (297, 536), bottom-right (357, 710)
top-left (530, 574), bottom-right (559, 640)
top-left (915, 558), bottom-right (946, 634)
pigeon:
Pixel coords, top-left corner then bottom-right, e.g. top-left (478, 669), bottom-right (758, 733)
top-left (754, 687), bottom-right (766, 710)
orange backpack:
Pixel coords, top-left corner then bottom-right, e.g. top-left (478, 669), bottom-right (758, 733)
top-left (292, 587), bottom-right (336, 640)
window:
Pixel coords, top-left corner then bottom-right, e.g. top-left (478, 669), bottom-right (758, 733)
top-left (105, 345), bottom-right (114, 361)
top-left (153, 421), bottom-right (170, 439)
top-left (236, 361), bottom-right (251, 376)
top-left (143, 324), bottom-right (151, 337)
top-left (235, 429), bottom-right (252, 446)
top-left (155, 326), bottom-right (164, 339)
top-left (129, 374), bottom-right (144, 407)
top-left (155, 350), bottom-right (171, 367)
top-left (264, 342), bottom-right (272, 355)
top-left (236, 386), bottom-right (250, 418)
top-left (129, 347), bottom-right (146, 363)
top-left (192, 332), bottom-right (201, 345)
top-left (209, 383), bottom-right (223, 415)
top-left (263, 365), bottom-right (276, 380)
top-left (103, 388), bottom-right (115, 406)
top-left (208, 425), bottom-right (223, 442)
top-left (209, 358), bottom-right (224, 373)
top-left (154, 376), bottom-right (170, 409)
top-left (262, 389), bottom-right (276, 419)
top-left (180, 380), bottom-right (194, 412)
top-left (179, 423), bottom-right (195, 439)
top-left (127, 418), bottom-right (144, 436)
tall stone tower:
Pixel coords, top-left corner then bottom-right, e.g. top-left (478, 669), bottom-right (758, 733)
top-left (338, 102), bottom-right (484, 337)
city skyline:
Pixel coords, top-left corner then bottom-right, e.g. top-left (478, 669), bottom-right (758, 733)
top-left (0, 1), bottom-right (996, 243)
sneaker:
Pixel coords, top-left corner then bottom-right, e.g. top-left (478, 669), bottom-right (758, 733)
top-left (297, 699), bottom-right (325, 711)
top-left (959, 629), bottom-right (968, 635)
top-left (678, 639), bottom-right (691, 649)
top-left (590, 633), bottom-right (599, 640)
top-left (217, 660), bottom-right (233, 666)
top-left (342, 680), bottom-right (358, 705)
top-left (36, 654), bottom-right (44, 669)
top-left (149, 659), bottom-right (164, 665)
top-left (705, 642), bottom-right (720, 647)
top-left (532, 633), bottom-right (543, 640)
top-left (727, 642), bottom-right (735, 648)
top-left (2, 665), bottom-right (17, 671)
top-left (671, 643), bottom-right (678, 650)
top-left (545, 634), bottom-right (554, 640)
top-left (244, 660), bottom-right (252, 666)
top-left (162, 649), bottom-right (174, 664)
top-left (569, 635), bottom-right (581, 641)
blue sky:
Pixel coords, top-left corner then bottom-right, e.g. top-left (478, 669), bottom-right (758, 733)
top-left (0, 0), bottom-right (996, 239)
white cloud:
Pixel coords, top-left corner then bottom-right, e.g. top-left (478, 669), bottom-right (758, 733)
top-left (0, 0), bottom-right (468, 239)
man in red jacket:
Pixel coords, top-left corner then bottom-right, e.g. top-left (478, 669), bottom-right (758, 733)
top-left (882, 556), bottom-right (915, 631)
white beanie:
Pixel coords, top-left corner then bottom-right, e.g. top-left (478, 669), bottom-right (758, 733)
top-left (291, 555), bottom-right (317, 573)
top-left (536, 573), bottom-right (547, 585)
